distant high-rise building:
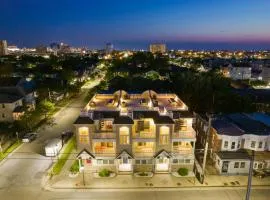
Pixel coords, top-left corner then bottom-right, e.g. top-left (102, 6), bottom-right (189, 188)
top-left (105, 43), bottom-right (114, 54)
top-left (149, 43), bottom-right (166, 54)
top-left (35, 45), bottom-right (48, 54)
top-left (0, 40), bottom-right (8, 55)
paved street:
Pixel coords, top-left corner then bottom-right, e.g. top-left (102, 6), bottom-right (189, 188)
top-left (0, 79), bottom-right (269, 200)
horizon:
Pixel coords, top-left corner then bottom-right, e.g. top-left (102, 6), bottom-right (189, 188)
top-left (1, 0), bottom-right (270, 50)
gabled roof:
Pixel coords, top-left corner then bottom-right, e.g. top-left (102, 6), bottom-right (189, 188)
top-left (154, 149), bottom-right (171, 158)
top-left (216, 150), bottom-right (251, 160)
top-left (172, 111), bottom-right (193, 119)
top-left (212, 118), bottom-right (245, 136)
top-left (93, 111), bottom-right (120, 120)
top-left (77, 149), bottom-right (95, 159)
top-left (13, 106), bottom-right (24, 113)
top-left (154, 116), bottom-right (174, 124)
top-left (116, 150), bottom-right (133, 159)
top-left (113, 116), bottom-right (134, 124)
top-left (74, 116), bottom-right (94, 124)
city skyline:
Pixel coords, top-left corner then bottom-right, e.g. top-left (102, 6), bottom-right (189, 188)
top-left (1, 0), bottom-right (270, 50)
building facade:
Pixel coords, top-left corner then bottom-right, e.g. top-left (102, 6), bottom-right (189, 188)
top-left (74, 90), bottom-right (196, 174)
top-left (149, 44), bottom-right (166, 54)
top-left (195, 113), bottom-right (270, 175)
top-left (0, 40), bottom-right (8, 56)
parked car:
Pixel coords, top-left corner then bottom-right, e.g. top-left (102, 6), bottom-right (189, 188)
top-left (253, 170), bottom-right (266, 179)
top-left (44, 138), bottom-right (62, 157)
top-left (22, 132), bottom-right (37, 143)
top-left (61, 130), bottom-right (74, 144)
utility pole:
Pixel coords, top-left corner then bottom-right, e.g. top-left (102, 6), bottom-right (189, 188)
top-left (202, 114), bottom-right (212, 183)
top-left (246, 150), bottom-right (254, 200)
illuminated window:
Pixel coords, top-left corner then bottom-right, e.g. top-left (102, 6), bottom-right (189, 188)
top-left (100, 120), bottom-right (113, 131)
top-left (79, 127), bottom-right (89, 144)
top-left (175, 119), bottom-right (187, 132)
top-left (119, 127), bottom-right (129, 145)
top-left (159, 126), bottom-right (169, 145)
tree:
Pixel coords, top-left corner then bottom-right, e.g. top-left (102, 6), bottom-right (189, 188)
top-left (38, 100), bottom-right (55, 118)
top-left (0, 63), bottom-right (14, 77)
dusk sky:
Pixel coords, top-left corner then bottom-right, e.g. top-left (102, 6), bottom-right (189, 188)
top-left (1, 0), bottom-right (270, 50)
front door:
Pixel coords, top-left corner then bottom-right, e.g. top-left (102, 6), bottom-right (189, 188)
top-left (156, 158), bottom-right (169, 172)
top-left (119, 157), bottom-right (132, 172)
top-left (222, 161), bottom-right (229, 173)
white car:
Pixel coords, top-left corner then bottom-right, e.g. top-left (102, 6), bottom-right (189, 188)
top-left (22, 132), bottom-right (37, 143)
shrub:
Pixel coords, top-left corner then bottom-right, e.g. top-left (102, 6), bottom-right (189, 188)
top-left (70, 160), bottom-right (80, 173)
top-left (138, 172), bottom-right (148, 176)
top-left (177, 168), bottom-right (189, 176)
top-left (98, 169), bottom-right (111, 177)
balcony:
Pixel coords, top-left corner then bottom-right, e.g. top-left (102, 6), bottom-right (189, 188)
top-left (94, 144), bottom-right (116, 157)
top-left (172, 129), bottom-right (196, 139)
top-left (133, 131), bottom-right (155, 139)
top-left (172, 146), bottom-right (193, 155)
top-left (92, 132), bottom-right (116, 140)
top-left (133, 142), bottom-right (155, 157)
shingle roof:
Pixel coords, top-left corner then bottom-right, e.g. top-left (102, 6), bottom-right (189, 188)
top-left (113, 116), bottom-right (134, 124)
top-left (93, 111), bottom-right (120, 120)
top-left (212, 118), bottom-right (245, 136)
top-left (74, 116), bottom-right (94, 124)
top-left (172, 111), bottom-right (193, 119)
top-left (226, 113), bottom-right (270, 136)
top-left (0, 93), bottom-right (23, 103)
top-left (216, 150), bottom-right (251, 160)
top-left (155, 116), bottom-right (175, 124)
top-left (0, 77), bottom-right (22, 87)
top-left (13, 106), bottom-right (24, 113)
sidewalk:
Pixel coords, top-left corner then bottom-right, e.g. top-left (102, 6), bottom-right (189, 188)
top-left (46, 171), bottom-right (270, 190)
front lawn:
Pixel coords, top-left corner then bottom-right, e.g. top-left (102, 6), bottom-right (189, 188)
top-left (51, 137), bottom-right (75, 175)
top-left (0, 141), bottom-right (21, 161)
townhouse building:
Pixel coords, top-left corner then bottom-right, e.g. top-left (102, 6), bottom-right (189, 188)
top-left (195, 113), bottom-right (270, 175)
top-left (74, 90), bottom-right (196, 174)
top-left (0, 77), bottom-right (36, 122)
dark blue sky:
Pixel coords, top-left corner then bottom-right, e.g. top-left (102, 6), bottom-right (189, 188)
top-left (1, 0), bottom-right (270, 50)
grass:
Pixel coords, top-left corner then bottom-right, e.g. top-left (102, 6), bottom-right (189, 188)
top-left (70, 160), bottom-right (80, 173)
top-left (0, 141), bottom-right (21, 161)
top-left (51, 137), bottom-right (75, 175)
top-left (177, 168), bottom-right (189, 176)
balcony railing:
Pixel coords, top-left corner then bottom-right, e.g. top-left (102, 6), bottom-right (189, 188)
top-left (133, 131), bottom-right (156, 138)
top-left (93, 132), bottom-right (116, 139)
top-left (172, 146), bottom-right (193, 154)
top-left (94, 148), bottom-right (116, 157)
top-left (172, 129), bottom-right (196, 139)
top-left (133, 148), bottom-right (155, 157)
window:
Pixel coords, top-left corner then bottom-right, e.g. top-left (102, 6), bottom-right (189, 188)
top-left (173, 159), bottom-right (178, 164)
top-left (224, 141), bottom-right (228, 148)
top-left (2, 113), bottom-right (5, 118)
top-left (141, 160), bottom-right (147, 164)
top-left (97, 159), bottom-right (103, 165)
top-left (231, 142), bottom-right (235, 149)
top-left (234, 162), bottom-right (239, 168)
top-left (240, 162), bottom-right (245, 168)
top-left (159, 126), bottom-right (169, 145)
top-left (251, 141), bottom-right (256, 148)
top-left (258, 141), bottom-right (263, 148)
top-left (97, 159), bottom-right (114, 165)
top-left (119, 127), bottom-right (129, 145)
top-left (135, 160), bottom-right (140, 165)
top-left (79, 127), bottom-right (89, 144)
top-left (258, 163), bottom-right (263, 169)
top-left (136, 120), bottom-right (150, 132)
top-left (179, 159), bottom-right (185, 163)
top-left (254, 163), bottom-right (258, 169)
top-left (185, 159), bottom-right (191, 163)
top-left (100, 120), bottom-right (113, 131)
top-left (237, 141), bottom-right (240, 149)
top-left (175, 119), bottom-right (187, 131)
top-left (2, 104), bottom-right (5, 108)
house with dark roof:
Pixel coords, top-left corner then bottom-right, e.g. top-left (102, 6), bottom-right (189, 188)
top-left (73, 90), bottom-right (196, 174)
top-left (194, 113), bottom-right (270, 175)
top-left (0, 77), bottom-right (36, 122)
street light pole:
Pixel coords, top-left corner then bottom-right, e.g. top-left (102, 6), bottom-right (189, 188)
top-left (246, 150), bottom-right (254, 200)
top-left (202, 115), bottom-right (212, 183)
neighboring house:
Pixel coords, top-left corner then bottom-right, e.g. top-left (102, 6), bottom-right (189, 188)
top-left (74, 90), bottom-right (196, 174)
top-left (261, 65), bottom-right (270, 83)
top-left (195, 113), bottom-right (270, 175)
top-left (228, 64), bottom-right (252, 80)
top-left (0, 77), bottom-right (36, 122)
